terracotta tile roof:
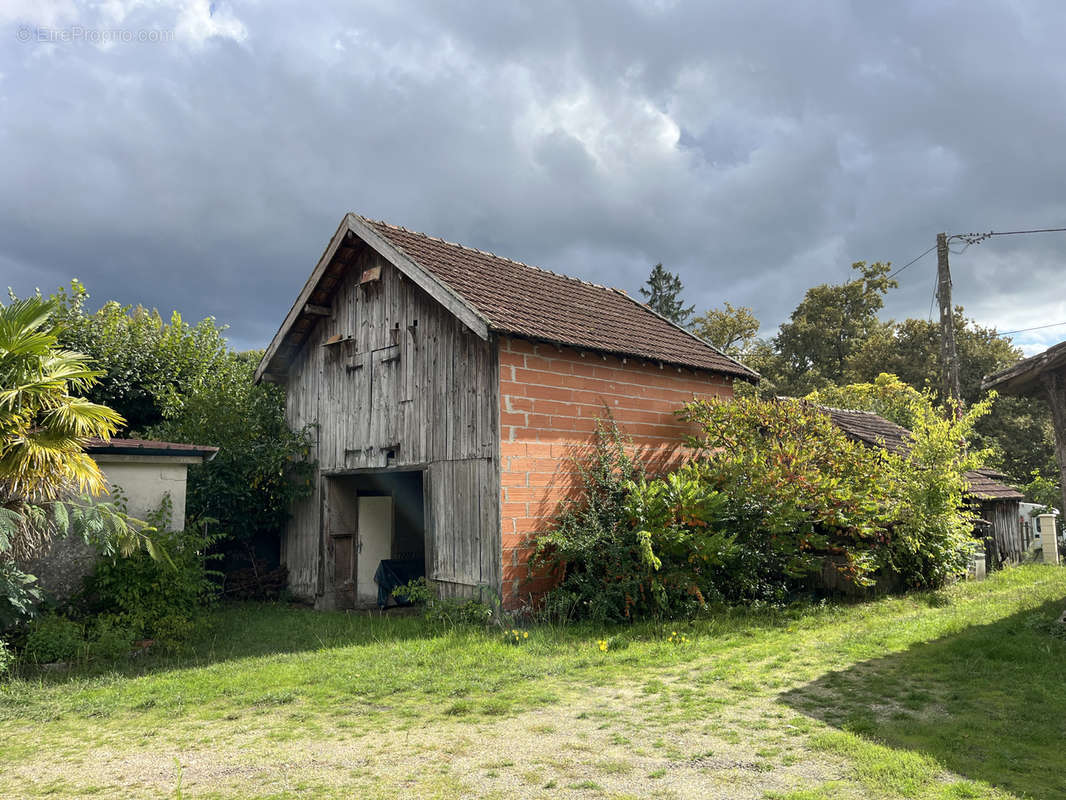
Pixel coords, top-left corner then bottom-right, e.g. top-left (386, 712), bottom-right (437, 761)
top-left (810, 404), bottom-right (1023, 501)
top-left (85, 438), bottom-right (218, 460)
top-left (821, 406), bottom-right (912, 455)
top-left (358, 217), bottom-right (758, 380)
top-left (965, 468), bottom-right (1026, 501)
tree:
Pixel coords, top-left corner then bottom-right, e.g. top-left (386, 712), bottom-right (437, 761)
top-left (0, 297), bottom-right (121, 511)
top-left (148, 351), bottom-right (315, 567)
top-left (771, 262), bottom-right (897, 394)
top-left (845, 311), bottom-right (1020, 403)
top-left (806, 373), bottom-right (929, 430)
top-left (46, 281), bottom-right (314, 571)
top-left (845, 311), bottom-right (1055, 482)
top-left (50, 280), bottom-right (232, 432)
top-left (0, 296), bottom-right (156, 626)
top-left (691, 302), bottom-right (760, 357)
top-left (639, 263), bottom-right (694, 327)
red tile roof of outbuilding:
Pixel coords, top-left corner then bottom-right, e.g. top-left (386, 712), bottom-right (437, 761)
top-left (358, 217), bottom-right (758, 380)
top-left (256, 214), bottom-right (759, 383)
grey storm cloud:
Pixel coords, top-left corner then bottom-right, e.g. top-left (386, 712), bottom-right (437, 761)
top-left (2, 0), bottom-right (1065, 353)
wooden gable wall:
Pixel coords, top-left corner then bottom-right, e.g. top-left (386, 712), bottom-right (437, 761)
top-left (282, 242), bottom-right (501, 602)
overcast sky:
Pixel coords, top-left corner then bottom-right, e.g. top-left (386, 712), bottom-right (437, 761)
top-left (3, 1), bottom-right (1065, 356)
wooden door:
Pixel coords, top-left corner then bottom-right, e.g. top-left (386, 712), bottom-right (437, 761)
top-left (357, 496), bottom-right (394, 604)
top-left (326, 479), bottom-right (359, 609)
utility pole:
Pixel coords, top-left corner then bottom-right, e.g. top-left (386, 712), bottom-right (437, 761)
top-left (936, 232), bottom-right (962, 412)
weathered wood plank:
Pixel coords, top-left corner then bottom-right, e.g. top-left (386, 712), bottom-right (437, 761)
top-left (282, 251), bottom-right (501, 601)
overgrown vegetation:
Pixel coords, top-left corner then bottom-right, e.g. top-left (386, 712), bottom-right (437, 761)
top-left (532, 420), bottom-right (649, 622)
top-left (13, 500), bottom-right (223, 666)
top-left (688, 263), bottom-right (1056, 495)
top-left (537, 394), bottom-right (989, 622)
top-left (394, 577), bottom-right (496, 627)
top-left (77, 503), bottom-right (224, 651)
top-left (0, 296), bottom-right (162, 629)
top-left (49, 280), bottom-right (315, 574)
top-left (1, 286), bottom-right (295, 666)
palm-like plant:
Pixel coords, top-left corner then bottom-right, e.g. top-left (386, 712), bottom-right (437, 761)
top-left (0, 297), bottom-right (123, 511)
top-left (0, 297), bottom-right (170, 627)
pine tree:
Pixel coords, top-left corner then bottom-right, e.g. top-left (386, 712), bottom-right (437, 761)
top-left (639, 263), bottom-right (694, 327)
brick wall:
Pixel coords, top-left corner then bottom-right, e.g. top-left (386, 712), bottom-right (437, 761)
top-left (497, 335), bottom-right (736, 608)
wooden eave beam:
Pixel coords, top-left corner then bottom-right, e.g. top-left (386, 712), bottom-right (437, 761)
top-left (255, 218), bottom-right (352, 384)
top-left (983, 340), bottom-right (1066, 396)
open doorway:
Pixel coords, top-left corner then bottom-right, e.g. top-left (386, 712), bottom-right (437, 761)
top-left (325, 470), bottom-right (426, 608)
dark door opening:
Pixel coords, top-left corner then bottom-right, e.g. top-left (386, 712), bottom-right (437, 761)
top-left (325, 470), bottom-right (425, 608)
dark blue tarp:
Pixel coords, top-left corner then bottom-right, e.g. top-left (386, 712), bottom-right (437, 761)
top-left (374, 559), bottom-right (425, 608)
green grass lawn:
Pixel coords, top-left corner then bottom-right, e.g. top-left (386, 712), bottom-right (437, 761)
top-left (2, 565), bottom-right (1065, 799)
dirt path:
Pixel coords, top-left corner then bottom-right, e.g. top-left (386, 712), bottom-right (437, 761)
top-left (4, 680), bottom-right (859, 800)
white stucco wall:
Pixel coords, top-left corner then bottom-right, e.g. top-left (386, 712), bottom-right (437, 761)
top-left (95, 455), bottom-right (199, 531)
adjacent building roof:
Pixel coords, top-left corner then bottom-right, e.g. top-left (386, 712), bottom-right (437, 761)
top-left (982, 339), bottom-right (1066, 395)
top-left (85, 438), bottom-right (218, 460)
top-left (255, 214), bottom-right (759, 383)
top-left (811, 404), bottom-right (1024, 502)
top-left (821, 406), bottom-right (911, 456)
top-left (965, 468), bottom-right (1026, 501)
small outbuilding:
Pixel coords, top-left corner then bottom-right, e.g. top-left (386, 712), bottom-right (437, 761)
top-left (820, 405), bottom-right (1026, 564)
top-left (25, 437), bottom-right (218, 602)
top-left (256, 214), bottom-right (758, 610)
top-left (86, 437), bottom-right (219, 530)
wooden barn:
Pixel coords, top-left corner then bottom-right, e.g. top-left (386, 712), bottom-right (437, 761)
top-left (255, 214), bottom-right (758, 610)
top-left (820, 405), bottom-right (1027, 563)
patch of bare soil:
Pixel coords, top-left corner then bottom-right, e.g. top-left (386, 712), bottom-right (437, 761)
top-left (1, 685), bottom-right (852, 800)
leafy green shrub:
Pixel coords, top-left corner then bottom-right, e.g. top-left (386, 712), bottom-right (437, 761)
top-left (532, 421), bottom-right (649, 622)
top-left (1023, 469), bottom-right (1062, 513)
top-left (0, 560), bottom-right (42, 631)
top-left (680, 397), bottom-right (893, 593)
top-left (24, 614), bottom-right (85, 664)
top-left (87, 615), bottom-right (135, 662)
top-left (424, 598), bottom-right (494, 627)
top-left (880, 396), bottom-right (988, 588)
top-left (535, 394), bottom-right (989, 622)
top-left (394, 577), bottom-right (434, 605)
top-left (82, 523), bottom-right (222, 647)
top-left (807, 376), bottom-right (994, 588)
top-left (395, 578), bottom-right (495, 627)
top-left (0, 639), bottom-right (13, 677)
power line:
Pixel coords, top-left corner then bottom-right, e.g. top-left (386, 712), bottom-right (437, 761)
top-left (892, 226), bottom-right (1066, 281)
top-left (982, 227), bottom-right (1066, 238)
top-left (941, 226), bottom-right (1066, 339)
top-left (997, 320), bottom-right (1066, 337)
top-left (888, 244), bottom-right (937, 279)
